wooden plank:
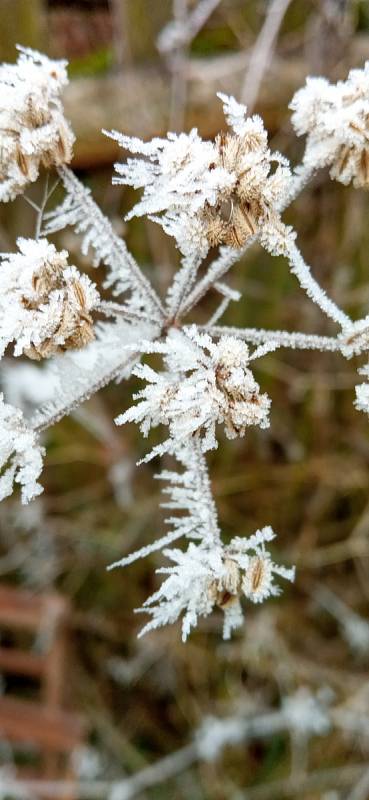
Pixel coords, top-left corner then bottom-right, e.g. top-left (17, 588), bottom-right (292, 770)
top-left (0, 697), bottom-right (86, 752)
top-left (0, 586), bottom-right (68, 630)
top-left (0, 647), bottom-right (44, 678)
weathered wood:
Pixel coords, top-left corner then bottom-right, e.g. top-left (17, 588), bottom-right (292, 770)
top-left (0, 585), bottom-right (68, 630)
top-left (64, 34), bottom-right (369, 169)
top-left (0, 696), bottom-right (85, 751)
top-left (0, 647), bottom-right (45, 677)
top-left (0, 582), bottom-right (85, 794)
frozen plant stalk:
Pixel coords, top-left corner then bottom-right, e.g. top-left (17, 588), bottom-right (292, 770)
top-left (1, 46), bottom-right (369, 640)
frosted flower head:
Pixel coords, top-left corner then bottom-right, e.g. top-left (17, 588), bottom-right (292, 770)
top-left (290, 62), bottom-right (369, 189)
top-left (137, 527), bottom-right (294, 641)
top-left (0, 47), bottom-right (74, 201)
top-left (117, 329), bottom-right (274, 458)
top-left (107, 94), bottom-right (291, 258)
top-left (0, 393), bottom-right (44, 504)
top-left (0, 237), bottom-right (99, 360)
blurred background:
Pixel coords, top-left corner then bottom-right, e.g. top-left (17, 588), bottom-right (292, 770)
top-left (1, 1), bottom-right (369, 798)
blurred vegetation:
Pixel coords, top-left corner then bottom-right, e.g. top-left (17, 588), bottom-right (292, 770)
top-left (2, 1), bottom-right (369, 798)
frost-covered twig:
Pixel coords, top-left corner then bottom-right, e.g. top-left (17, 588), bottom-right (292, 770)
top-left (179, 242), bottom-right (251, 318)
top-left (30, 320), bottom-right (159, 432)
top-left (157, 0), bottom-right (222, 53)
top-left (108, 438), bottom-right (221, 571)
top-left (44, 166), bottom-right (165, 321)
top-left (97, 300), bottom-right (156, 325)
top-left (166, 253), bottom-right (203, 317)
top-left (285, 237), bottom-right (350, 328)
top-left (205, 325), bottom-right (341, 352)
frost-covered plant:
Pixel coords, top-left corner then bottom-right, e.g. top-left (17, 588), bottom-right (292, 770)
top-left (107, 93), bottom-right (291, 259)
top-left (1, 46), bottom-right (369, 640)
top-left (0, 237), bottom-right (99, 360)
top-left (0, 47), bottom-right (74, 202)
top-left (109, 440), bottom-right (294, 640)
top-left (290, 62), bottom-right (369, 188)
top-left (116, 328), bottom-right (274, 458)
top-left (137, 534), bottom-right (294, 641)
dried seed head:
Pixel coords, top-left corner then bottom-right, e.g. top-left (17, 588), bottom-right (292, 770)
top-left (290, 63), bottom-right (369, 189)
top-left (201, 128), bottom-right (285, 250)
top-left (0, 48), bottom-right (74, 202)
top-left (207, 557), bottom-right (241, 608)
top-left (0, 238), bottom-right (99, 361)
top-left (110, 93), bottom-right (291, 259)
top-left (242, 555), bottom-right (274, 603)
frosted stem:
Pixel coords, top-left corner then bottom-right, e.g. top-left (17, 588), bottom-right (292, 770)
top-left (51, 167), bottom-right (165, 321)
top-left (285, 238), bottom-right (350, 328)
top-left (191, 437), bottom-right (221, 545)
top-left (205, 325), bottom-right (341, 352)
top-left (179, 241), bottom-right (255, 317)
top-left (167, 254), bottom-right (202, 318)
top-left (30, 353), bottom-right (138, 432)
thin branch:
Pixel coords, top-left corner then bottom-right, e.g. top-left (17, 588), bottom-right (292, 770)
top-left (204, 325), bottom-right (341, 352)
top-left (159, 0), bottom-right (223, 131)
top-left (31, 353), bottom-right (138, 433)
top-left (206, 296), bottom-right (231, 326)
top-left (168, 0), bottom-right (189, 132)
top-left (167, 253), bottom-right (203, 318)
top-left (97, 300), bottom-right (158, 326)
top-left (285, 238), bottom-right (351, 328)
top-left (22, 195), bottom-right (40, 213)
top-left (158, 0), bottom-right (223, 53)
top-left (191, 437), bottom-right (221, 545)
top-left (241, 0), bottom-right (293, 112)
top-left (35, 173), bottom-right (50, 240)
top-left (179, 240), bottom-right (255, 318)
top-left (46, 166), bottom-right (165, 322)
top-left (30, 320), bottom-right (161, 432)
